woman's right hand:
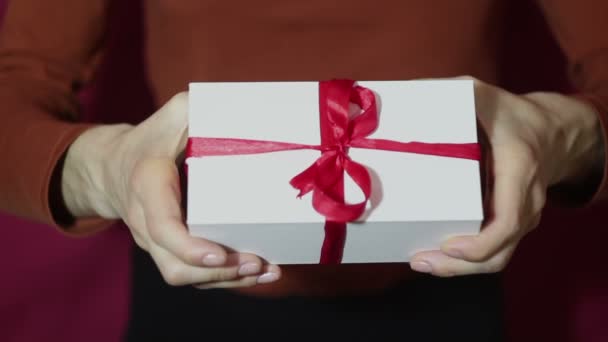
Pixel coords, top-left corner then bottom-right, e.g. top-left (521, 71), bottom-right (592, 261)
top-left (60, 92), bottom-right (281, 289)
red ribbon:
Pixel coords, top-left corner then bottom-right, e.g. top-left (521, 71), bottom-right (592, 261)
top-left (186, 79), bottom-right (480, 264)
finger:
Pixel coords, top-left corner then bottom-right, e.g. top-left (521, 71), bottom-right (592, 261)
top-left (194, 264), bottom-right (282, 289)
top-left (150, 245), bottom-right (270, 287)
top-left (441, 151), bottom-right (530, 262)
top-left (134, 158), bottom-right (227, 267)
top-left (193, 276), bottom-right (259, 290)
top-left (411, 242), bottom-right (518, 277)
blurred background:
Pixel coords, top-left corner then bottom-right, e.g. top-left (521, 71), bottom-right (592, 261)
top-left (0, 1), bottom-right (607, 341)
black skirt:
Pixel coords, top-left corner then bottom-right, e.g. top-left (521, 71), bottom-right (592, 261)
top-left (124, 246), bottom-right (505, 341)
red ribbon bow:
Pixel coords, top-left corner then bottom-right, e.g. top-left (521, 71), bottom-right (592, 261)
top-left (186, 79), bottom-right (480, 264)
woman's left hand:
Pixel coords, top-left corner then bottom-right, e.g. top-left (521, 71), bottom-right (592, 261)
top-left (410, 77), bottom-right (604, 277)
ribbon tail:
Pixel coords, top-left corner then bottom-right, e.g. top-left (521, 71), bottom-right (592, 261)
top-left (290, 162), bottom-right (318, 198)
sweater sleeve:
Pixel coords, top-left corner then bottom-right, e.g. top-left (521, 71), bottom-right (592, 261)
top-left (0, 0), bottom-right (116, 233)
top-left (536, 0), bottom-right (608, 205)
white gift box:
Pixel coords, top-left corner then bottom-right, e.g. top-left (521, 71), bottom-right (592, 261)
top-left (186, 80), bottom-right (483, 264)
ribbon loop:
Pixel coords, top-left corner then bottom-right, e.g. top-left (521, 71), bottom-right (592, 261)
top-left (348, 86), bottom-right (379, 140)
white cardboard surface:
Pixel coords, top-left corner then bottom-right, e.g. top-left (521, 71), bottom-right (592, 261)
top-left (186, 80), bottom-right (483, 264)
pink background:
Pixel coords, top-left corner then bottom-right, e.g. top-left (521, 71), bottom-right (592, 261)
top-left (1, 1), bottom-right (607, 341)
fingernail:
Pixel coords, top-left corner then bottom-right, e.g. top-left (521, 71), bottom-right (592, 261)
top-left (257, 272), bottom-right (279, 284)
top-left (202, 254), bottom-right (224, 266)
top-left (410, 261), bottom-right (433, 274)
top-left (238, 262), bottom-right (261, 276)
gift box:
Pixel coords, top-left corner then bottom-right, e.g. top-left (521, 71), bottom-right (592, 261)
top-left (186, 79), bottom-right (483, 264)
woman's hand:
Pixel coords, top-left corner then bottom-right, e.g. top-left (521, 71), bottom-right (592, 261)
top-left (61, 93), bottom-right (281, 288)
top-left (410, 77), bottom-right (604, 277)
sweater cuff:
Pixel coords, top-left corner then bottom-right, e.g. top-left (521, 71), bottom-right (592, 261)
top-left (547, 93), bottom-right (608, 207)
top-left (38, 121), bottom-right (118, 235)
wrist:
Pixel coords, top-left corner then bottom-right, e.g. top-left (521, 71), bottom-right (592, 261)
top-left (61, 124), bottom-right (133, 219)
top-left (525, 91), bottom-right (605, 193)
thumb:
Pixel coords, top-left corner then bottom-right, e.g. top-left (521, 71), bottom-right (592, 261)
top-left (139, 92), bottom-right (190, 158)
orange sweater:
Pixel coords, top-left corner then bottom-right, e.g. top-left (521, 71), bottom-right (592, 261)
top-left (0, 0), bottom-right (607, 297)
